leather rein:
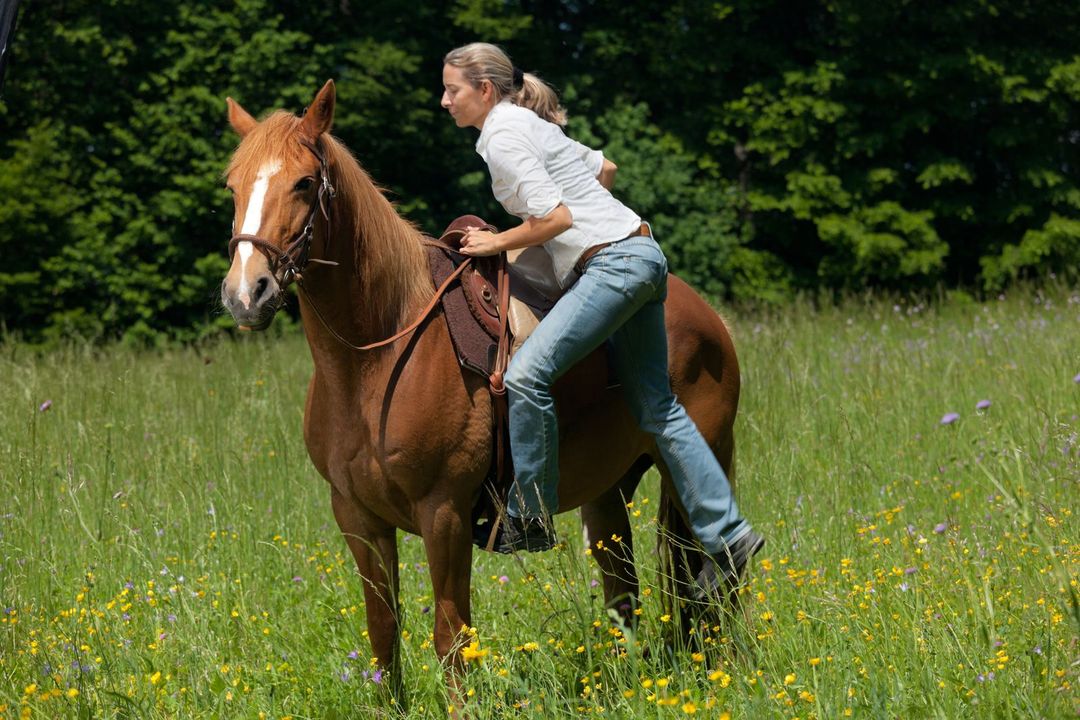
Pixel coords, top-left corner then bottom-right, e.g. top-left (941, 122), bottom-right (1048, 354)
top-left (225, 136), bottom-right (496, 355)
top-left (227, 136), bottom-right (513, 540)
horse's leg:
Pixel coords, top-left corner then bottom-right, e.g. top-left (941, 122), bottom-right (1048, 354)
top-left (417, 498), bottom-right (474, 700)
top-left (330, 488), bottom-right (404, 702)
top-left (580, 455), bottom-right (651, 628)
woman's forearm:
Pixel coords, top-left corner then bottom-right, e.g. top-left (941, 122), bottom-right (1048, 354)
top-left (597, 159), bottom-right (617, 190)
top-left (461, 204), bottom-right (573, 256)
top-left (500, 205), bottom-right (573, 250)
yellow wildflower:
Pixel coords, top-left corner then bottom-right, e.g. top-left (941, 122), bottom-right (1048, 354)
top-left (460, 640), bottom-right (488, 664)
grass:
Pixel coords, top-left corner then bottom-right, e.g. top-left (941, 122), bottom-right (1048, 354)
top-left (1, 284), bottom-right (1077, 719)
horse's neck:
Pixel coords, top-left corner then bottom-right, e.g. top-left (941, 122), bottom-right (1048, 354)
top-left (301, 169), bottom-right (433, 362)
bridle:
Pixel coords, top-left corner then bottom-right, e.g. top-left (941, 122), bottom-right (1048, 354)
top-left (227, 136), bottom-right (338, 288)
top-left (224, 133), bottom-right (483, 354)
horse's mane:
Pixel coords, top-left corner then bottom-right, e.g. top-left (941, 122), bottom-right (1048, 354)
top-left (229, 111), bottom-right (431, 335)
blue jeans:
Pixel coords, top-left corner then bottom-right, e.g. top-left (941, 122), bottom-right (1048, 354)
top-left (504, 233), bottom-right (750, 554)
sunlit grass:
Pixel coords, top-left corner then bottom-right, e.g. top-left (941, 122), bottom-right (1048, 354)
top-left (1, 284), bottom-right (1077, 718)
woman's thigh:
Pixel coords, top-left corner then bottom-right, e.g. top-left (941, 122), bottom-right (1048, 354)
top-left (508, 241), bottom-right (666, 387)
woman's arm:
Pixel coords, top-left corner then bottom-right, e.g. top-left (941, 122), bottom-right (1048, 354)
top-left (597, 158), bottom-right (617, 190)
top-left (460, 204), bottom-right (573, 257)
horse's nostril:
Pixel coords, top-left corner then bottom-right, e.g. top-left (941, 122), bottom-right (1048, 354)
top-left (253, 275), bottom-right (270, 303)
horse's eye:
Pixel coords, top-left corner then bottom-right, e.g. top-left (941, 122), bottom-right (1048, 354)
top-left (294, 177), bottom-right (315, 192)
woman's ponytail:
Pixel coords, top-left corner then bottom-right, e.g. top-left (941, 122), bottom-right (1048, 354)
top-left (515, 72), bottom-right (567, 127)
top-left (444, 42), bottom-right (568, 126)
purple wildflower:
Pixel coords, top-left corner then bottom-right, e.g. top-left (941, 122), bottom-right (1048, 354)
top-left (904, 567), bottom-right (917, 575)
top-left (590, 579), bottom-right (600, 588)
top-left (340, 671), bottom-right (350, 682)
top-left (347, 650), bottom-right (359, 660)
top-left (940, 413), bottom-right (960, 425)
top-left (292, 576), bottom-right (303, 583)
top-left (38, 400), bottom-right (52, 412)
top-left (498, 575), bottom-right (509, 585)
top-left (976, 399), bottom-right (991, 410)
top-left (934, 522), bottom-right (948, 534)
top-left (371, 669), bottom-right (383, 685)
top-left (1074, 372), bottom-right (1080, 384)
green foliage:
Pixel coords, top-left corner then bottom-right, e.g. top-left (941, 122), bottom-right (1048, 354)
top-left (816, 202), bottom-right (948, 288)
top-left (573, 101), bottom-right (760, 299)
top-left (0, 0), bottom-right (1077, 341)
top-left (0, 122), bottom-right (83, 333)
top-left (981, 214), bottom-right (1080, 289)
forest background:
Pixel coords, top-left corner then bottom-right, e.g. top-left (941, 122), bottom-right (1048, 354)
top-left (1, 0), bottom-right (1078, 344)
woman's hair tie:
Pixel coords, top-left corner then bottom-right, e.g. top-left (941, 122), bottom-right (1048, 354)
top-left (512, 66), bottom-right (525, 89)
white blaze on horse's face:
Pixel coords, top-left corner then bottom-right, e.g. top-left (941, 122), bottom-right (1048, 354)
top-left (234, 160), bottom-right (282, 309)
top-left (240, 160), bottom-right (283, 236)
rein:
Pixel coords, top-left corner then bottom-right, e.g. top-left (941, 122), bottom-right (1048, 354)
top-left (227, 134), bottom-right (498, 354)
top-left (227, 132), bottom-right (514, 531)
top-left (299, 244), bottom-right (476, 352)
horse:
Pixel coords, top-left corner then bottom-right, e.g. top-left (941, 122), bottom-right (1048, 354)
top-left (219, 79), bottom-right (742, 700)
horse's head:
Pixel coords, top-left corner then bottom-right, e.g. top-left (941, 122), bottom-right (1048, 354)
top-left (221, 80), bottom-right (337, 330)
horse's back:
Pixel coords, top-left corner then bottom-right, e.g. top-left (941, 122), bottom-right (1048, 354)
top-left (664, 274), bottom-right (740, 434)
top-left (553, 273), bottom-right (739, 510)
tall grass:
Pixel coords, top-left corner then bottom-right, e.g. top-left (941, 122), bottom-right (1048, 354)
top-left (1, 285), bottom-right (1077, 719)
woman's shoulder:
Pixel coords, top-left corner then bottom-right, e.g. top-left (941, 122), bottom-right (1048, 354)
top-left (492, 101), bottom-right (564, 133)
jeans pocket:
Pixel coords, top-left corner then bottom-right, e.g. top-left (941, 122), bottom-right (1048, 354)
top-left (621, 248), bottom-right (667, 300)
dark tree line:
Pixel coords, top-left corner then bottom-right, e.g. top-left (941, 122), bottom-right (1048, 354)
top-left (1, 0), bottom-right (1077, 342)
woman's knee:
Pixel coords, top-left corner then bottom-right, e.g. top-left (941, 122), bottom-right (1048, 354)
top-left (506, 353), bottom-right (551, 393)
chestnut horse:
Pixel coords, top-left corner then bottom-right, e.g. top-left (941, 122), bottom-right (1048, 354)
top-left (219, 80), bottom-right (741, 696)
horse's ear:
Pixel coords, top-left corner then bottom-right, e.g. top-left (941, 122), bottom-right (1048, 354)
top-left (300, 80), bottom-right (336, 139)
top-left (227, 97), bottom-right (258, 138)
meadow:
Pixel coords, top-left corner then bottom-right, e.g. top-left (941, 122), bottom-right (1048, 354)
top-left (1, 284), bottom-right (1077, 719)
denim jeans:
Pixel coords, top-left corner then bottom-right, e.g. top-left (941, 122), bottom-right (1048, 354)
top-left (504, 233), bottom-right (750, 553)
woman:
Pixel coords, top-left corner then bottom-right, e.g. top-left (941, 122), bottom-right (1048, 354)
top-left (441, 42), bottom-right (763, 594)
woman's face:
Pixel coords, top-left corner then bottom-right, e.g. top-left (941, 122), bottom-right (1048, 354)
top-left (441, 64), bottom-right (494, 130)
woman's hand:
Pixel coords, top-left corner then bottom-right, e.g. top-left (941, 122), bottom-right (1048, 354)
top-left (460, 227), bottom-right (502, 256)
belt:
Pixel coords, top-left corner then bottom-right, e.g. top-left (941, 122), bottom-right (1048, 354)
top-left (573, 222), bottom-right (651, 275)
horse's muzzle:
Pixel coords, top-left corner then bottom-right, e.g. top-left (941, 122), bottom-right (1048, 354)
top-left (221, 261), bottom-right (283, 331)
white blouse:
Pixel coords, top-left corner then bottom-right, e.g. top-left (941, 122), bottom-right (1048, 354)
top-left (476, 101), bottom-right (642, 288)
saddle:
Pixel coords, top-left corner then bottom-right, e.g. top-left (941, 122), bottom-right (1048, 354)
top-left (426, 216), bottom-right (556, 376)
top-left (427, 215), bottom-right (619, 551)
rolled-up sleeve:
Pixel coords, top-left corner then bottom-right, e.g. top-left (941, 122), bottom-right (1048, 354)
top-left (570, 138), bottom-right (604, 177)
top-left (485, 130), bottom-right (563, 219)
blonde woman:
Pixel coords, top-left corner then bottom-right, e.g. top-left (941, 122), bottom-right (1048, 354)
top-left (441, 43), bottom-right (762, 593)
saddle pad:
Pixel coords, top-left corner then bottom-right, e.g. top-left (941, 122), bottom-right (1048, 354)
top-left (426, 244), bottom-right (497, 378)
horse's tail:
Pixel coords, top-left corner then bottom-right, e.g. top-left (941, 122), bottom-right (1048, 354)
top-left (656, 485), bottom-right (707, 645)
top-left (656, 433), bottom-right (739, 647)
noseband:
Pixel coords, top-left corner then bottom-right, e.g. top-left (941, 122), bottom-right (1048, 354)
top-left (227, 136), bottom-right (337, 287)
